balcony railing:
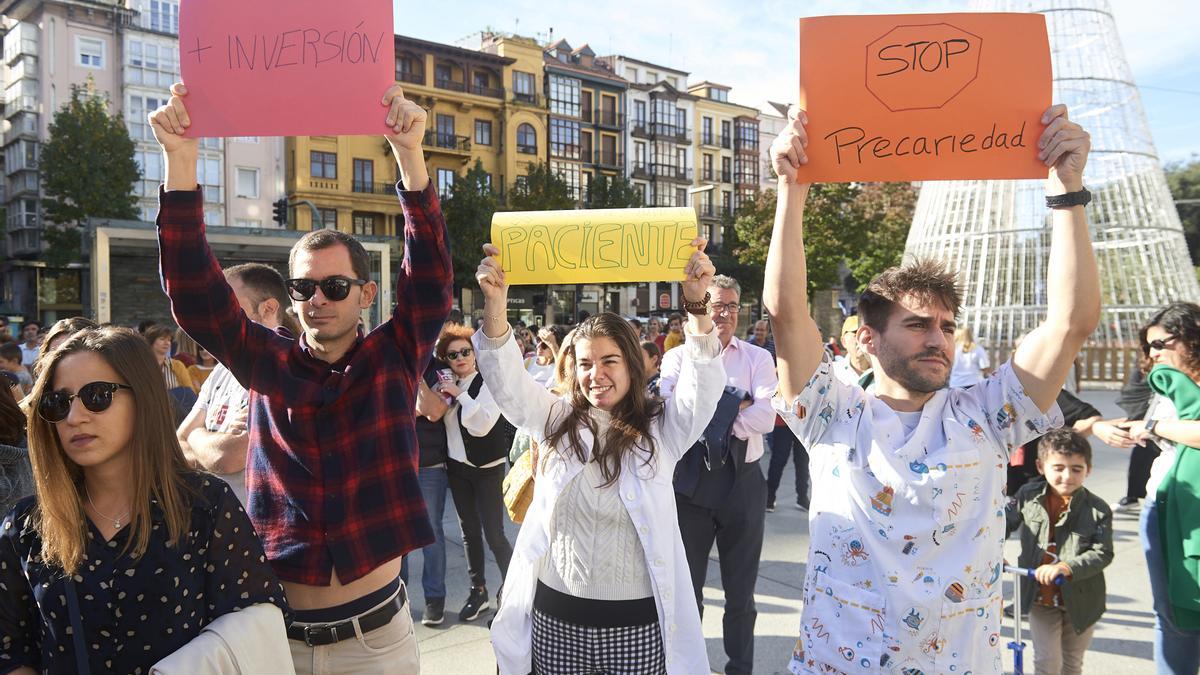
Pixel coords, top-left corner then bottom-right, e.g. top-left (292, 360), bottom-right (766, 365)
top-left (434, 78), bottom-right (465, 93)
top-left (397, 71), bottom-right (424, 85)
top-left (721, 170), bottom-right (732, 183)
top-left (469, 83), bottom-right (504, 99)
top-left (592, 150), bottom-right (623, 168)
top-left (309, 179), bottom-right (340, 190)
top-left (650, 164), bottom-right (692, 182)
top-left (631, 162), bottom-right (651, 179)
top-left (423, 131), bottom-right (471, 152)
top-left (352, 181), bottom-right (396, 195)
top-left (701, 169), bottom-right (713, 182)
top-left (734, 137), bottom-right (758, 153)
top-left (630, 122), bottom-right (691, 142)
top-left (517, 144), bottom-right (538, 155)
top-left (592, 109), bottom-right (624, 128)
top-left (700, 204), bottom-right (715, 217)
top-left (512, 92), bottom-right (544, 106)
top-left (700, 133), bottom-right (726, 148)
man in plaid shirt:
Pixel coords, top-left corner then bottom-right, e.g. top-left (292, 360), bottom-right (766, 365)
top-left (151, 82), bottom-right (451, 673)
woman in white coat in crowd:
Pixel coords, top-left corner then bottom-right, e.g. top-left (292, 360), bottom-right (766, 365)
top-left (473, 240), bottom-right (725, 675)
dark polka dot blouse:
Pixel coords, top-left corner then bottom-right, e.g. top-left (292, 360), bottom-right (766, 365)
top-left (0, 474), bottom-right (289, 674)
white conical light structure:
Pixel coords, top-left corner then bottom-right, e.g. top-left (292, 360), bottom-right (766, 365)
top-left (904, 0), bottom-right (1198, 372)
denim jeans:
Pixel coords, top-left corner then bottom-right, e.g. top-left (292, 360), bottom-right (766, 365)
top-left (401, 465), bottom-right (449, 600)
top-left (1141, 499), bottom-right (1200, 674)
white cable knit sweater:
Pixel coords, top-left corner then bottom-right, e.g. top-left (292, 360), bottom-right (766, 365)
top-left (538, 409), bottom-right (654, 601)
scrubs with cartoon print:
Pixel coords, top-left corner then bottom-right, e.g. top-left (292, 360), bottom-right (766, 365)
top-left (776, 355), bottom-right (1061, 674)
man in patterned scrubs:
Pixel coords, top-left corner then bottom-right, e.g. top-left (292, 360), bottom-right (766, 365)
top-left (762, 104), bottom-right (1099, 674)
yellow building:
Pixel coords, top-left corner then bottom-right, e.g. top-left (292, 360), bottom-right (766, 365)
top-left (285, 35), bottom-right (516, 233)
top-left (480, 33), bottom-right (549, 194)
top-left (688, 82), bottom-right (761, 245)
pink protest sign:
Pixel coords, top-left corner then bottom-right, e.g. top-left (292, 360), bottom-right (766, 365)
top-left (179, 0), bottom-right (395, 138)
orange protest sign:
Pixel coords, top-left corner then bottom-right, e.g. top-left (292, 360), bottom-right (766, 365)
top-left (795, 13), bottom-right (1051, 183)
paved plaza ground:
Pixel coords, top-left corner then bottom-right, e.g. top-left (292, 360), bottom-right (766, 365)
top-left (407, 388), bottom-right (1158, 674)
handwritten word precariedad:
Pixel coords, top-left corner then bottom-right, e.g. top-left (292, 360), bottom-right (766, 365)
top-left (179, 0), bottom-right (395, 138)
top-left (825, 122), bottom-right (1027, 165)
top-left (492, 208), bottom-right (699, 285)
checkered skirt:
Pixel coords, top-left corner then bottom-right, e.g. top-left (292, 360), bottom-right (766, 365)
top-left (531, 607), bottom-right (667, 674)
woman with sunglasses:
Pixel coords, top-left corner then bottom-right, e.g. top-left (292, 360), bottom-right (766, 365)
top-left (0, 327), bottom-right (289, 673)
top-left (1116, 302), bottom-right (1200, 673)
top-left (474, 240), bottom-right (725, 674)
top-left (434, 324), bottom-right (514, 623)
top-left (526, 326), bottom-right (565, 390)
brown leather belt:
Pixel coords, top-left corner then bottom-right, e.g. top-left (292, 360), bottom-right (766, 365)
top-left (287, 584), bottom-right (407, 647)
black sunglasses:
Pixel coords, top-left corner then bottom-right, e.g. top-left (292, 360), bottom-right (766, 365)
top-left (1148, 336), bottom-right (1178, 351)
top-left (285, 276), bottom-right (367, 302)
top-left (446, 348), bottom-right (473, 360)
top-left (38, 382), bottom-right (132, 423)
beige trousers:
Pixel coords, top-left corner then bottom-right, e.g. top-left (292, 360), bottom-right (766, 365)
top-left (288, 585), bottom-right (421, 675)
top-left (1028, 603), bottom-right (1096, 675)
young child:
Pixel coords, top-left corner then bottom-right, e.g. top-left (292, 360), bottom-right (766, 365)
top-left (0, 342), bottom-right (32, 395)
top-left (1007, 428), bottom-right (1114, 675)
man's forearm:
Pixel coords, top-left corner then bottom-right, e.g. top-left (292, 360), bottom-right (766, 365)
top-left (164, 149), bottom-right (199, 191)
top-left (763, 179), bottom-right (811, 322)
top-left (393, 145), bottom-right (429, 193)
top-left (185, 428), bottom-right (249, 475)
top-left (1045, 201), bottom-right (1100, 339)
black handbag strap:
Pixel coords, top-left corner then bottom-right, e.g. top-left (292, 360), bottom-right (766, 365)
top-left (65, 578), bottom-right (91, 675)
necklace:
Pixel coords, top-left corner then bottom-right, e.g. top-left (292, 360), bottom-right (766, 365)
top-left (86, 489), bottom-right (131, 530)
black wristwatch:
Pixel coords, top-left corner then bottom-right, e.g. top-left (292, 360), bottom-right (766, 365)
top-left (1145, 418), bottom-right (1159, 437)
top-left (1045, 187), bottom-right (1091, 209)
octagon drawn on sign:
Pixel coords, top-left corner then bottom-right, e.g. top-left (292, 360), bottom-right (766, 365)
top-left (864, 23), bottom-right (983, 112)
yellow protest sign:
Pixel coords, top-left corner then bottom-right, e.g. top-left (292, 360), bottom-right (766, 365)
top-left (491, 208), bottom-right (699, 285)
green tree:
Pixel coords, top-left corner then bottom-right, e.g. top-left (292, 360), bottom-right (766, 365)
top-left (1165, 158), bottom-right (1200, 265)
top-left (441, 160), bottom-right (498, 291)
top-left (41, 82), bottom-right (139, 266)
top-left (507, 162), bottom-right (574, 211)
top-left (731, 188), bottom-right (777, 268)
top-left (844, 182), bottom-right (918, 292)
top-left (732, 182), bottom-right (916, 299)
top-left (710, 213), bottom-right (763, 305)
top-left (585, 174), bottom-right (643, 209)
top-left (732, 184), bottom-right (862, 300)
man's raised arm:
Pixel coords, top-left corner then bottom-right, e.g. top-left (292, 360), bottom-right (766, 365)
top-left (763, 108), bottom-right (824, 402)
top-left (153, 83), bottom-right (271, 382)
top-left (1013, 105), bottom-right (1101, 412)
top-left (381, 85), bottom-right (453, 362)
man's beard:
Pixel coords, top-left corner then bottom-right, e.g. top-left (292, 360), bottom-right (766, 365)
top-left (877, 344), bottom-right (951, 393)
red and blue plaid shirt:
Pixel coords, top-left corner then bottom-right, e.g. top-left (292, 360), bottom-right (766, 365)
top-left (157, 182), bottom-right (452, 585)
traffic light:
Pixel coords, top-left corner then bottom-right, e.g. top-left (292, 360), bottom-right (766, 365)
top-left (272, 198), bottom-right (288, 226)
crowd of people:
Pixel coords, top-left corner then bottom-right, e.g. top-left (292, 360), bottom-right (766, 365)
top-left (0, 81), bottom-right (1196, 675)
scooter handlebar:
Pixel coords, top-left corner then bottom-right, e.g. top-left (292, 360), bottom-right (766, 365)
top-left (1003, 564), bottom-right (1066, 585)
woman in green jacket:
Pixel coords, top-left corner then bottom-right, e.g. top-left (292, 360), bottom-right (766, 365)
top-left (1125, 302), bottom-right (1200, 674)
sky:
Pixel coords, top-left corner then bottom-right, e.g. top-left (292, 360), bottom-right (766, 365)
top-left (394, 0), bottom-right (1200, 163)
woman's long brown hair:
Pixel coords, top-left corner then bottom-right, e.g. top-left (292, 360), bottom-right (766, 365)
top-left (542, 313), bottom-right (664, 486)
top-left (26, 327), bottom-right (196, 574)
